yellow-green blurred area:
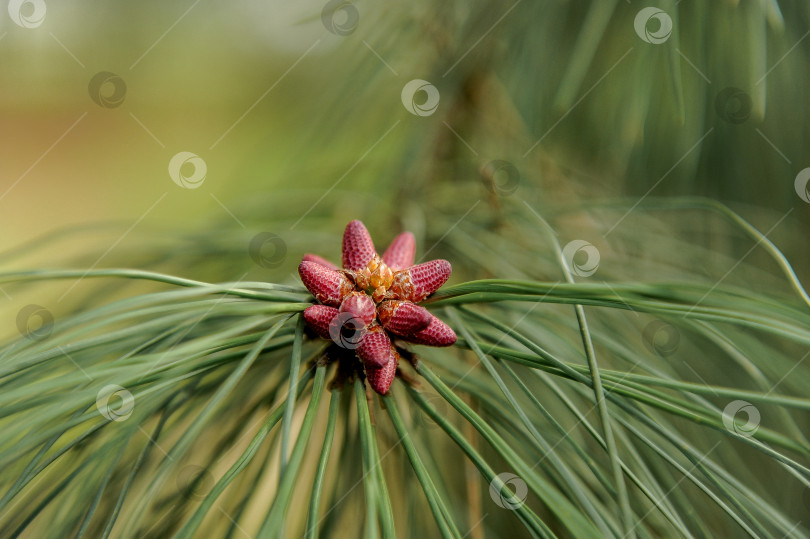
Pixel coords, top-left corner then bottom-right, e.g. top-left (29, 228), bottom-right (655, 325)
top-left (1, 1), bottom-right (809, 305)
top-left (0, 2), bottom-right (340, 244)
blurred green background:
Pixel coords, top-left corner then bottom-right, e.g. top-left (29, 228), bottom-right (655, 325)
top-left (2, 2), bottom-right (810, 536)
top-left (1, 0), bottom-right (809, 313)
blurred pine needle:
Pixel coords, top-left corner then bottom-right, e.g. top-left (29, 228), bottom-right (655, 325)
top-left (2, 1), bottom-right (810, 538)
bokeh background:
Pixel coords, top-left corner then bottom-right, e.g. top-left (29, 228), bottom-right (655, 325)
top-left (2, 1), bottom-right (810, 536)
top-left (3, 0), bottom-right (809, 349)
top-left (2, 1), bottom-right (808, 252)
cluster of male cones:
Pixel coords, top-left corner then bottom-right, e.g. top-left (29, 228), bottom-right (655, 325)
top-left (298, 220), bottom-right (456, 394)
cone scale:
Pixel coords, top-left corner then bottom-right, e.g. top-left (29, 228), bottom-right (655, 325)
top-left (299, 220), bottom-right (456, 394)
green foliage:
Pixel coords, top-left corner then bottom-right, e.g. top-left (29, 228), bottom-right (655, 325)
top-left (2, 1), bottom-right (810, 537)
top-left (1, 195), bottom-right (808, 537)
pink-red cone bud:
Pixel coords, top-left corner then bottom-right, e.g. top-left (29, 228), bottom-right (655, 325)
top-left (300, 220), bottom-right (457, 395)
top-left (356, 325), bottom-right (391, 368)
top-left (402, 314), bottom-right (457, 347)
top-left (303, 305), bottom-right (339, 340)
top-left (302, 253), bottom-right (338, 270)
top-left (365, 347), bottom-right (398, 394)
top-left (342, 220), bottom-right (376, 271)
top-left (390, 260), bottom-right (451, 302)
top-left (339, 292), bottom-right (376, 326)
top-left (382, 232), bottom-right (415, 270)
top-left (298, 261), bottom-right (354, 306)
top-left (378, 300), bottom-right (431, 336)
top-left (409, 259), bottom-right (451, 300)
